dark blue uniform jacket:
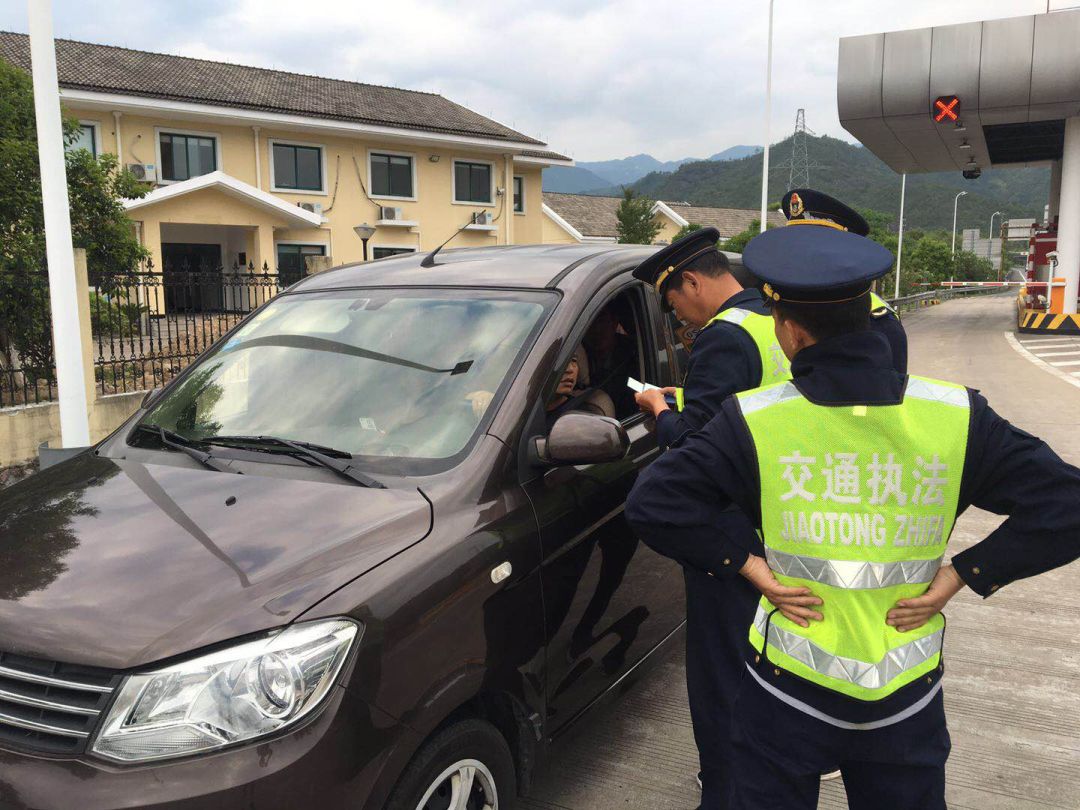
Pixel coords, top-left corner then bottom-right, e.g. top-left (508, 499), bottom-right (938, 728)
top-left (627, 329), bottom-right (1080, 721)
top-left (656, 289), bottom-right (767, 449)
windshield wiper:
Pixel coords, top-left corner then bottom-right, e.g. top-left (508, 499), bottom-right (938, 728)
top-left (134, 424), bottom-right (239, 474)
top-left (202, 435), bottom-right (386, 489)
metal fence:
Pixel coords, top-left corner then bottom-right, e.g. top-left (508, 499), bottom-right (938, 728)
top-left (0, 262), bottom-right (281, 409)
top-left (90, 263), bottom-right (281, 398)
top-left (887, 284), bottom-right (1010, 314)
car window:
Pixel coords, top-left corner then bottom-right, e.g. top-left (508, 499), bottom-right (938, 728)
top-left (133, 287), bottom-right (554, 471)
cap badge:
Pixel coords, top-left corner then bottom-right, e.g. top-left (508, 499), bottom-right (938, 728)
top-left (789, 192), bottom-right (804, 218)
top-left (762, 283), bottom-right (781, 302)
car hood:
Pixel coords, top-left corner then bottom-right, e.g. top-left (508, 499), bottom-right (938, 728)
top-left (0, 453), bottom-right (431, 670)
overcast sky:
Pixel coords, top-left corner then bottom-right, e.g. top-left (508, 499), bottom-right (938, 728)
top-left (1, 0), bottom-right (1072, 161)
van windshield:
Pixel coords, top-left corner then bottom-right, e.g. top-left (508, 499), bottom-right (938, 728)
top-left (134, 288), bottom-right (551, 467)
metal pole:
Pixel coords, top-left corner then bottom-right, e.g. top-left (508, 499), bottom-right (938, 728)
top-left (759, 0), bottom-right (774, 234)
top-left (362, 238), bottom-right (369, 262)
top-left (988, 211), bottom-right (1002, 263)
top-left (894, 173), bottom-right (906, 299)
top-left (951, 190), bottom-right (966, 285)
top-left (28, 0), bottom-right (90, 447)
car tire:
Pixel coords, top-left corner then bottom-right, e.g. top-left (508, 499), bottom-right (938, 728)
top-left (386, 718), bottom-right (517, 810)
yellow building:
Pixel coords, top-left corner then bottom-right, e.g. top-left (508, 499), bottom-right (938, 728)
top-left (0, 32), bottom-right (572, 283)
top-left (542, 192), bottom-right (787, 245)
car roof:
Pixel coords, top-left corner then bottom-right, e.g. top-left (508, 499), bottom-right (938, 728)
top-left (292, 243), bottom-right (659, 294)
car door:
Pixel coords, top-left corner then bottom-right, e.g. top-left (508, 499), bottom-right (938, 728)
top-left (520, 276), bottom-right (686, 733)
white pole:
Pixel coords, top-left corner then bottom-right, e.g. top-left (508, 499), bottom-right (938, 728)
top-left (28, 0), bottom-right (91, 448)
top-left (759, 0), bottom-right (774, 234)
top-left (988, 211), bottom-right (1002, 263)
top-left (1056, 116), bottom-right (1080, 314)
top-left (894, 173), bottom-right (906, 299)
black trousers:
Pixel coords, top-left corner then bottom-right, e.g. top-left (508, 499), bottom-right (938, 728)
top-left (730, 674), bottom-right (951, 810)
top-left (684, 568), bottom-right (760, 810)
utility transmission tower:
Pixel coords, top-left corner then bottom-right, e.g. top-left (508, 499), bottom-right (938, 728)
top-left (787, 108), bottom-right (813, 190)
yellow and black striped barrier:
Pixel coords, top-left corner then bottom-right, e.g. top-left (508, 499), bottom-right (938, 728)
top-left (1018, 309), bottom-right (1080, 334)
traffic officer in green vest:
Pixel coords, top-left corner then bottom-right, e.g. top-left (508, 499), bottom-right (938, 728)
top-left (626, 215), bottom-right (1080, 809)
top-left (782, 188), bottom-right (908, 372)
top-left (629, 226), bottom-right (790, 808)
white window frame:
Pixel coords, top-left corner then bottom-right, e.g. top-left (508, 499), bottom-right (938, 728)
top-left (367, 148), bottom-right (418, 202)
top-left (73, 120), bottom-right (103, 158)
top-left (513, 175), bottom-right (526, 215)
top-left (269, 137), bottom-right (328, 196)
top-left (371, 245), bottom-right (418, 260)
top-left (451, 157), bottom-right (496, 206)
top-left (274, 239), bottom-right (331, 272)
top-left (154, 126), bottom-right (221, 185)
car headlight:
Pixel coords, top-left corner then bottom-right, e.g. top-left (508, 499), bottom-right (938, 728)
top-left (92, 619), bottom-right (359, 762)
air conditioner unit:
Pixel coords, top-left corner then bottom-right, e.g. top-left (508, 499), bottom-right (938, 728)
top-left (127, 163), bottom-right (157, 182)
top-left (380, 206), bottom-right (403, 221)
top-left (298, 202), bottom-right (323, 216)
top-left (473, 212), bottom-right (492, 226)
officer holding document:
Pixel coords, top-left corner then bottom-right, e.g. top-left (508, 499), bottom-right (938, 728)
top-left (626, 212), bottom-right (1080, 809)
top-left (630, 227), bottom-right (788, 808)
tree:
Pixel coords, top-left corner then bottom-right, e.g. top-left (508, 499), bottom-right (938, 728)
top-left (615, 187), bottom-right (661, 244)
top-left (719, 220), bottom-right (760, 254)
top-left (0, 57), bottom-right (149, 387)
top-left (672, 222), bottom-right (704, 242)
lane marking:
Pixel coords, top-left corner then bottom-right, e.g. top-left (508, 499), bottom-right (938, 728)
top-left (1051, 360), bottom-right (1080, 367)
top-left (1005, 331), bottom-right (1080, 390)
top-left (1034, 350), bottom-right (1080, 358)
top-left (1021, 341), bottom-right (1080, 349)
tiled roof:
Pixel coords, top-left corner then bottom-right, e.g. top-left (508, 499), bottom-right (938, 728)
top-left (520, 149), bottom-right (572, 162)
top-left (0, 31), bottom-right (545, 146)
top-left (543, 192), bottom-right (786, 239)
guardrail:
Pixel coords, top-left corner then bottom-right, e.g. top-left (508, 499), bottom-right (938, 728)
top-left (886, 285), bottom-right (1009, 314)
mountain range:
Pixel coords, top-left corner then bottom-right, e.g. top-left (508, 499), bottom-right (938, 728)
top-left (628, 133), bottom-right (1049, 233)
top-left (543, 145), bottom-right (761, 193)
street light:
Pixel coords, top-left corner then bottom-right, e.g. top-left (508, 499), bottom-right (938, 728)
top-left (759, 0), bottom-right (775, 233)
top-left (353, 223), bottom-right (376, 261)
top-left (988, 210), bottom-right (1003, 263)
top-left (950, 191), bottom-right (968, 257)
top-left (894, 173), bottom-right (906, 299)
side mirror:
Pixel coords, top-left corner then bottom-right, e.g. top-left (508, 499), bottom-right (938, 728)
top-left (533, 413), bottom-right (630, 466)
top-left (141, 387), bottom-right (163, 409)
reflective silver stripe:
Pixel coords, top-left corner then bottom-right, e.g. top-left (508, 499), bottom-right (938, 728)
top-left (904, 378), bottom-right (969, 408)
top-left (737, 381), bottom-right (802, 415)
top-left (719, 308), bottom-right (752, 325)
top-left (766, 549), bottom-right (943, 589)
top-left (745, 664), bottom-right (943, 731)
top-left (753, 605), bottom-right (943, 690)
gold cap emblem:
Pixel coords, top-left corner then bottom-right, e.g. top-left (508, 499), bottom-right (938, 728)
top-left (789, 192), bottom-right (804, 218)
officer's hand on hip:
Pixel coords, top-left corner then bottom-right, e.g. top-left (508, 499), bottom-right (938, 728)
top-left (634, 388), bottom-right (675, 418)
top-left (886, 565), bottom-right (966, 632)
top-left (739, 554), bottom-right (823, 628)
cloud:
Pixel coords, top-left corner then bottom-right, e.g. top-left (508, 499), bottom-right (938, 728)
top-left (0, 0), bottom-right (1056, 161)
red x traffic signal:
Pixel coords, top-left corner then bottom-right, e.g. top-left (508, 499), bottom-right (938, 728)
top-left (933, 96), bottom-right (960, 122)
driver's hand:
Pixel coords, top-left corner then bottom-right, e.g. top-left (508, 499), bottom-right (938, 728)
top-left (466, 390), bottom-right (495, 420)
top-left (739, 554), bottom-right (823, 628)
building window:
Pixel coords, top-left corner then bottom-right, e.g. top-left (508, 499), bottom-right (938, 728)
top-left (67, 123), bottom-right (97, 157)
top-left (453, 160), bottom-right (493, 204)
top-left (372, 247), bottom-right (416, 260)
top-left (370, 152), bottom-right (414, 199)
top-left (272, 142), bottom-right (324, 192)
top-left (276, 244), bottom-right (326, 287)
top-left (159, 132), bottom-right (217, 181)
top-left (513, 176), bottom-right (524, 213)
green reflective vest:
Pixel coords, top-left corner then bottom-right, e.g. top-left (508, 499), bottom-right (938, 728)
top-left (870, 292), bottom-right (899, 321)
top-left (735, 376), bottom-right (970, 702)
top-left (674, 308), bottom-right (791, 411)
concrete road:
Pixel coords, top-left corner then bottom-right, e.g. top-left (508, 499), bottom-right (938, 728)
top-left (521, 294), bottom-right (1080, 810)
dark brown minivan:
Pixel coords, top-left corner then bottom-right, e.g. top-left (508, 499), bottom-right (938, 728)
top-left (0, 244), bottom-right (694, 809)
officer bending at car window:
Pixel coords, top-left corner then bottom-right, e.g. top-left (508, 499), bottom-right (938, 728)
top-left (782, 188), bottom-right (908, 374)
top-left (632, 227), bottom-right (790, 448)
top-left (630, 227), bottom-right (789, 809)
top-left (625, 215), bottom-right (1080, 809)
